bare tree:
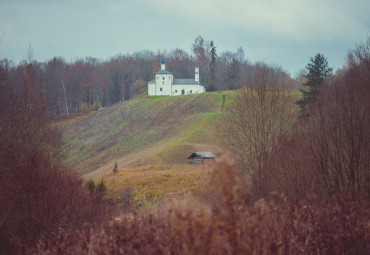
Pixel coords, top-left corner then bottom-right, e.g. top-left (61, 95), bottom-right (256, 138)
top-left (219, 63), bottom-right (298, 195)
top-left (192, 36), bottom-right (211, 84)
top-left (305, 63), bottom-right (369, 200)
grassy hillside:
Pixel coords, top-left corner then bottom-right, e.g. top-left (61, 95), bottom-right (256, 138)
top-left (59, 91), bottom-right (234, 178)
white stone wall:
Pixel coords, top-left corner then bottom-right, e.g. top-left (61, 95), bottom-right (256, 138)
top-left (172, 84), bottom-right (205, 95)
top-left (148, 83), bottom-right (155, 95)
top-left (155, 73), bottom-right (173, 96)
top-left (149, 82), bottom-right (205, 96)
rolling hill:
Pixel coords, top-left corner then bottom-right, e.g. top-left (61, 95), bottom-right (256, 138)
top-left (59, 91), bottom-right (234, 180)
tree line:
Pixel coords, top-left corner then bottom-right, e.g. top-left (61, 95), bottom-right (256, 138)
top-left (0, 36), bottom-right (296, 119)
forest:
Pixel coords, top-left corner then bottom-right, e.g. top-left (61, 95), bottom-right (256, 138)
top-left (0, 36), bottom-right (296, 119)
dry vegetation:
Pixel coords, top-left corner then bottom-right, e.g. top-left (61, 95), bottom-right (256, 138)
top-left (1, 40), bottom-right (370, 254)
top-left (12, 155), bottom-right (369, 254)
top-left (99, 164), bottom-right (205, 208)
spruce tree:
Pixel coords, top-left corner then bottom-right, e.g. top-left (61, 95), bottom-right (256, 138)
top-left (297, 53), bottom-right (332, 118)
top-left (210, 41), bottom-right (217, 81)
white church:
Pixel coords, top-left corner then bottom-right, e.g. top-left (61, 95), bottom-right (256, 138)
top-left (148, 60), bottom-right (205, 96)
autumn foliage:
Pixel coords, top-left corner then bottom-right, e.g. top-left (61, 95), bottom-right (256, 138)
top-left (0, 57), bottom-right (110, 253)
top-left (11, 154), bottom-right (369, 254)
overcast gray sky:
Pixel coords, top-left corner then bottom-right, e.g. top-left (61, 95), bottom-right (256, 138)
top-left (0, 0), bottom-right (369, 76)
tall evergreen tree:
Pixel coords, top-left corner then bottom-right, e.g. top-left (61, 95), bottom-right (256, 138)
top-left (210, 41), bottom-right (217, 81)
top-left (297, 53), bottom-right (332, 118)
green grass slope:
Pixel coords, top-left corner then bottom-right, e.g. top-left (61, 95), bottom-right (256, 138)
top-left (59, 91), bottom-right (234, 177)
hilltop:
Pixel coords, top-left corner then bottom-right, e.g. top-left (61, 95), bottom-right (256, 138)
top-left (59, 92), bottom-right (233, 179)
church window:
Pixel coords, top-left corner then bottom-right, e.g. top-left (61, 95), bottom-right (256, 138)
top-left (160, 88), bottom-right (162, 91)
top-left (163, 76), bottom-right (165, 80)
top-left (175, 90), bottom-right (177, 93)
top-left (190, 90), bottom-right (192, 93)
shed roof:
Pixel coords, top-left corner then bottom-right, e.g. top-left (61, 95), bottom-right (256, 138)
top-left (187, 151), bottom-right (216, 159)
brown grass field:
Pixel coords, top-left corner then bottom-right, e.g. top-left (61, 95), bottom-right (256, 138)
top-left (96, 164), bottom-right (211, 207)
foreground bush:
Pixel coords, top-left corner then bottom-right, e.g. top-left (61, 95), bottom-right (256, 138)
top-left (14, 155), bottom-right (369, 254)
top-left (0, 59), bottom-right (111, 254)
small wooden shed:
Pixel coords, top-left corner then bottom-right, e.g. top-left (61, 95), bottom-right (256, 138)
top-left (187, 151), bottom-right (216, 164)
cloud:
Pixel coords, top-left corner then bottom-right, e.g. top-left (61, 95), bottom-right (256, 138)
top-left (0, 0), bottom-right (369, 74)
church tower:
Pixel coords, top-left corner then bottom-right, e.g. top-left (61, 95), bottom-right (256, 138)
top-left (195, 65), bottom-right (199, 84)
top-left (154, 59), bottom-right (173, 96)
top-left (161, 59), bottom-right (165, 70)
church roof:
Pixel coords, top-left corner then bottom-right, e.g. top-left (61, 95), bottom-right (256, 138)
top-left (173, 79), bottom-right (199, 85)
top-left (156, 70), bottom-right (173, 74)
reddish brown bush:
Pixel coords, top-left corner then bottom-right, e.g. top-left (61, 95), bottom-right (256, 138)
top-left (0, 59), bottom-right (111, 254)
top-left (14, 155), bottom-right (369, 254)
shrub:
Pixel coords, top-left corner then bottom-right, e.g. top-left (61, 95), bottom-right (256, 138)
top-left (96, 179), bottom-right (107, 197)
top-left (86, 178), bottom-right (96, 194)
top-left (80, 102), bottom-right (89, 113)
top-left (206, 81), bottom-right (220, 91)
top-left (120, 185), bottom-right (135, 211)
top-left (91, 101), bottom-right (102, 111)
top-left (113, 161), bottom-right (118, 174)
